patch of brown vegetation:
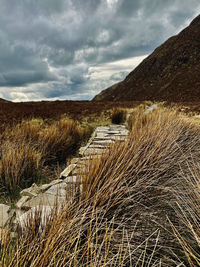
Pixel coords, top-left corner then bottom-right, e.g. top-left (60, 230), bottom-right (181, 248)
top-left (0, 100), bottom-right (140, 132)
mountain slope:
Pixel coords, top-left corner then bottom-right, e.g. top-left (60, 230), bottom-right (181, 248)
top-left (93, 14), bottom-right (200, 102)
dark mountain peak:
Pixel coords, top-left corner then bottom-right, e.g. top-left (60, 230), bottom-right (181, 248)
top-left (93, 14), bottom-right (200, 102)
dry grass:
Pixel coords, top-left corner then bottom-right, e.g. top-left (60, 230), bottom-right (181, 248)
top-left (0, 117), bottom-right (85, 199)
top-left (111, 108), bottom-right (127, 124)
top-left (1, 106), bottom-right (200, 265)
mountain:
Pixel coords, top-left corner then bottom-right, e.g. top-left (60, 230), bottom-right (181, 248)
top-left (93, 14), bottom-right (200, 102)
top-left (0, 98), bottom-right (11, 103)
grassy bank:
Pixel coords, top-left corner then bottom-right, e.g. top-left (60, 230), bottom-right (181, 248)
top-left (0, 106), bottom-right (128, 201)
top-left (1, 106), bottom-right (200, 265)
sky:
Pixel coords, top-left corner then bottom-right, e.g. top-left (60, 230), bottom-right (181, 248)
top-left (0, 0), bottom-right (200, 102)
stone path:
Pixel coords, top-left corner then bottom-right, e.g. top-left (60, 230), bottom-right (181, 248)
top-left (0, 124), bottom-right (129, 234)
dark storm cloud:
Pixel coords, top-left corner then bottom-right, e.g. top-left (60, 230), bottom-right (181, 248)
top-left (0, 0), bottom-right (200, 101)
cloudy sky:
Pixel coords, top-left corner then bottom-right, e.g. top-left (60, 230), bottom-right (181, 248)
top-left (0, 0), bottom-right (200, 102)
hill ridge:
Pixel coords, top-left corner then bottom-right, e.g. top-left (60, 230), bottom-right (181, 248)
top-left (93, 14), bottom-right (200, 102)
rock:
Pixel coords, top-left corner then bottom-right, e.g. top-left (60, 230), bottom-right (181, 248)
top-left (92, 140), bottom-right (114, 145)
top-left (40, 183), bottom-right (53, 192)
top-left (95, 126), bottom-right (109, 131)
top-left (21, 193), bottom-right (66, 209)
top-left (111, 136), bottom-right (127, 141)
top-left (40, 179), bottom-right (62, 192)
top-left (70, 158), bottom-right (79, 164)
top-left (107, 130), bottom-right (120, 134)
top-left (46, 183), bottom-right (67, 197)
top-left (88, 144), bottom-right (109, 149)
top-left (16, 196), bottom-right (30, 210)
top-left (60, 164), bottom-right (77, 178)
top-left (49, 179), bottom-right (63, 185)
top-left (17, 205), bottom-right (55, 230)
top-left (144, 104), bottom-right (158, 114)
top-left (84, 148), bottom-right (107, 156)
top-left (95, 132), bottom-right (109, 138)
top-left (0, 204), bottom-right (10, 227)
top-left (63, 176), bottom-right (77, 183)
top-left (93, 136), bottom-right (113, 141)
top-left (20, 183), bottom-right (41, 197)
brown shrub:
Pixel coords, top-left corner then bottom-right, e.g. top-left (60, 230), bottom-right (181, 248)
top-left (111, 108), bottom-right (127, 124)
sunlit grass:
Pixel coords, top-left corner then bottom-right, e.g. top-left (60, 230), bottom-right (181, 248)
top-left (1, 105), bottom-right (200, 265)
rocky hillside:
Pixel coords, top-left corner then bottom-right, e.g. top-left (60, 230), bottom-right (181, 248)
top-left (93, 14), bottom-right (200, 102)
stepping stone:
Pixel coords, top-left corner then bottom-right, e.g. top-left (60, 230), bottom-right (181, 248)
top-left (95, 126), bottom-right (109, 131)
top-left (0, 204), bottom-right (10, 227)
top-left (70, 158), bottom-right (79, 164)
top-left (92, 140), bottom-right (114, 145)
top-left (107, 131), bottom-right (121, 134)
top-left (111, 136), bottom-right (127, 141)
top-left (93, 137), bottom-right (112, 141)
top-left (88, 144), bottom-right (109, 149)
top-left (60, 164), bottom-right (77, 178)
top-left (16, 196), bottom-right (30, 210)
top-left (40, 179), bottom-right (63, 192)
top-left (63, 176), bottom-right (77, 183)
top-left (17, 205), bottom-right (55, 230)
top-left (46, 183), bottom-right (67, 197)
top-left (21, 193), bottom-right (66, 210)
top-left (20, 183), bottom-right (41, 197)
top-left (95, 133), bottom-right (109, 138)
top-left (84, 148), bottom-right (107, 156)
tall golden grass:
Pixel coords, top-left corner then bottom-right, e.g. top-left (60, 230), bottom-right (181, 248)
top-left (0, 118), bottom-right (85, 198)
top-left (1, 107), bottom-right (200, 265)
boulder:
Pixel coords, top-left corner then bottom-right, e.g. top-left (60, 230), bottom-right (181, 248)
top-left (20, 183), bottom-right (41, 197)
top-left (17, 205), bottom-right (55, 230)
top-left (0, 204), bottom-right (10, 227)
top-left (21, 193), bottom-right (66, 210)
top-left (46, 183), bottom-right (67, 197)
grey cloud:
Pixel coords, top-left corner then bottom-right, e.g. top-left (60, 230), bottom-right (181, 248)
top-left (110, 71), bottom-right (129, 81)
top-left (0, 0), bottom-right (200, 101)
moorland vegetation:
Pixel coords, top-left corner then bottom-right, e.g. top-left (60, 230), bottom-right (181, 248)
top-left (0, 103), bottom-right (200, 266)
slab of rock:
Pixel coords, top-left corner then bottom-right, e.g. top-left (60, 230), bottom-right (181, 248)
top-left (70, 158), bottom-right (79, 164)
top-left (92, 140), bottom-right (114, 145)
top-left (20, 183), bottom-right (41, 197)
top-left (60, 164), bottom-right (77, 178)
top-left (107, 130), bottom-right (120, 134)
top-left (63, 176), bottom-right (77, 183)
top-left (95, 126), bottom-right (109, 131)
top-left (46, 183), bottom-right (67, 197)
top-left (110, 125), bottom-right (126, 129)
top-left (84, 148), bottom-right (107, 156)
top-left (93, 137), bottom-right (113, 141)
top-left (16, 196), bottom-right (30, 210)
top-left (0, 204), bottom-right (10, 227)
top-left (95, 132), bottom-right (109, 138)
top-left (88, 144), bottom-right (109, 149)
top-left (40, 179), bottom-right (63, 192)
top-left (17, 205), bottom-right (54, 230)
top-left (21, 193), bottom-right (66, 209)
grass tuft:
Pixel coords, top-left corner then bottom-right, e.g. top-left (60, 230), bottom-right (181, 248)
top-left (111, 108), bottom-right (127, 124)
